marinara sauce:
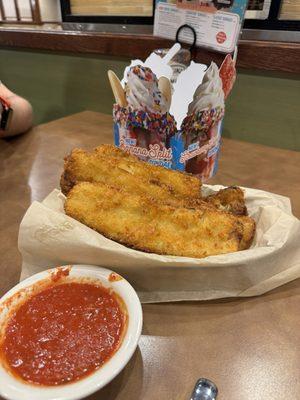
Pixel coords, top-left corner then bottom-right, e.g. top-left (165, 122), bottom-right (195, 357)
top-left (0, 282), bottom-right (126, 386)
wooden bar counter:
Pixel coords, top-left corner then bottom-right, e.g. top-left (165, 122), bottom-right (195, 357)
top-left (0, 111), bottom-right (299, 400)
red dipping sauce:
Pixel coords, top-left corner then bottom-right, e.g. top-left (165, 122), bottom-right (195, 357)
top-left (0, 282), bottom-right (126, 386)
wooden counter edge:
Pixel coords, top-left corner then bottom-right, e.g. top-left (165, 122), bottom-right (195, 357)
top-left (0, 28), bottom-right (299, 74)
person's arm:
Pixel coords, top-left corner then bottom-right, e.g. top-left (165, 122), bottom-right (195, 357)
top-left (0, 82), bottom-right (33, 138)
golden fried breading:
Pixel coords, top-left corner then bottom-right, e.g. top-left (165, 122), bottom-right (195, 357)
top-left (65, 182), bottom-right (255, 258)
top-left (94, 144), bottom-right (137, 161)
top-left (205, 186), bottom-right (247, 216)
top-left (239, 215), bottom-right (256, 249)
top-left (60, 146), bottom-right (201, 199)
top-left (60, 145), bottom-right (250, 216)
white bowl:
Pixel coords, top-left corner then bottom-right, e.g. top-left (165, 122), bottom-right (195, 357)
top-left (0, 265), bottom-right (143, 400)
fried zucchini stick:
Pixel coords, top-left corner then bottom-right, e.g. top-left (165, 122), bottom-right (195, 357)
top-left (65, 182), bottom-right (255, 259)
top-left (61, 145), bottom-right (249, 216)
top-left (61, 146), bottom-right (201, 199)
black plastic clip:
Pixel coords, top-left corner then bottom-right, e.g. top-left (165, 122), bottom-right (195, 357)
top-left (175, 24), bottom-right (197, 60)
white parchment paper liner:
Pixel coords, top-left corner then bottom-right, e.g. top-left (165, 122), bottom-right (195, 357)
top-left (18, 186), bottom-right (300, 303)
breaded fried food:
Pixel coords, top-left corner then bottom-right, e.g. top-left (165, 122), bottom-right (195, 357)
top-left (61, 148), bottom-right (206, 209)
top-left (94, 144), bottom-right (137, 161)
top-left (65, 182), bottom-right (255, 258)
top-left (239, 215), bottom-right (256, 250)
top-left (205, 186), bottom-right (248, 216)
top-left (61, 145), bottom-right (250, 217)
top-left (61, 145), bottom-right (201, 199)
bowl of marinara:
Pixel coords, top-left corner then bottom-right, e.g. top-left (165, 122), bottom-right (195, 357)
top-left (0, 265), bottom-right (143, 400)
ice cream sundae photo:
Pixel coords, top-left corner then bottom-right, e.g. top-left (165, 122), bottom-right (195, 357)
top-left (179, 62), bottom-right (225, 178)
top-left (108, 47), bottom-right (236, 179)
top-left (111, 65), bottom-right (176, 166)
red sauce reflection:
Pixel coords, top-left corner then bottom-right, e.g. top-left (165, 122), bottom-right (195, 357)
top-left (1, 282), bottom-right (126, 386)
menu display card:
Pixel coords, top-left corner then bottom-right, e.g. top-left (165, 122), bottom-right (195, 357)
top-left (154, 0), bottom-right (249, 53)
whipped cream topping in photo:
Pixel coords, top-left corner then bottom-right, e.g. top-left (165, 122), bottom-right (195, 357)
top-left (188, 62), bottom-right (225, 115)
top-left (125, 65), bottom-right (168, 114)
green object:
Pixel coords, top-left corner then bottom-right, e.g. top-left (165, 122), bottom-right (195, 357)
top-left (224, 69), bottom-right (300, 151)
top-left (0, 49), bottom-right (299, 151)
top-left (0, 49), bottom-right (128, 124)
